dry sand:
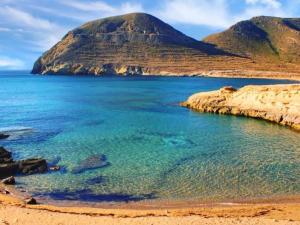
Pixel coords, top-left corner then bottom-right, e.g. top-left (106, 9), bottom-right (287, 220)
top-left (0, 192), bottom-right (300, 225)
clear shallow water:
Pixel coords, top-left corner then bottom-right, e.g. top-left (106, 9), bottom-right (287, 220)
top-left (0, 71), bottom-right (299, 204)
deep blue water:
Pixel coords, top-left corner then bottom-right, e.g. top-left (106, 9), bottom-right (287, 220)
top-left (0, 71), bottom-right (299, 204)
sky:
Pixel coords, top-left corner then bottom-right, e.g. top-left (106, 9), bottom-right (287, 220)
top-left (0, 0), bottom-right (299, 70)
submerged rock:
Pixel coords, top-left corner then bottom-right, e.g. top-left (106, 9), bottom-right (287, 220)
top-left (0, 133), bottom-right (9, 140)
top-left (86, 176), bottom-right (106, 185)
top-left (72, 154), bottom-right (110, 174)
top-left (0, 127), bottom-right (33, 140)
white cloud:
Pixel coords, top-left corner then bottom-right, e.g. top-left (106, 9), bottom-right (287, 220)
top-left (0, 6), bottom-right (69, 51)
top-left (60, 0), bottom-right (144, 18)
top-left (245, 0), bottom-right (281, 8)
top-left (155, 0), bottom-right (231, 28)
top-left (62, 0), bottom-right (115, 12)
top-left (0, 57), bottom-right (25, 69)
top-left (155, 0), bottom-right (296, 29)
top-left (0, 6), bottom-right (57, 30)
top-left (0, 27), bottom-right (11, 32)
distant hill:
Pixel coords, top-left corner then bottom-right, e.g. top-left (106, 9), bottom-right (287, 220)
top-left (32, 13), bottom-right (300, 80)
top-left (204, 16), bottom-right (300, 63)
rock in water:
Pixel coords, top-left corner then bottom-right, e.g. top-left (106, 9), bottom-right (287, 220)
top-left (18, 158), bottom-right (48, 175)
top-left (0, 147), bottom-right (13, 163)
top-left (72, 154), bottom-right (109, 174)
top-left (0, 146), bottom-right (48, 178)
top-left (0, 133), bottom-right (9, 139)
top-left (0, 162), bottom-right (19, 179)
top-left (1, 176), bottom-right (15, 185)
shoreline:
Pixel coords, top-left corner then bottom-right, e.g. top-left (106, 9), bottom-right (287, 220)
top-left (3, 182), bottom-right (300, 210)
top-left (1, 191), bottom-right (300, 225)
top-left (2, 183), bottom-right (300, 213)
top-left (29, 70), bottom-right (300, 83)
top-left (181, 84), bottom-right (300, 131)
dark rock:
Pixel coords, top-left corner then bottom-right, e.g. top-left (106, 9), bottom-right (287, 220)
top-left (72, 154), bottom-right (110, 174)
top-left (0, 146), bottom-right (13, 163)
top-left (25, 197), bottom-right (37, 205)
top-left (18, 158), bottom-right (48, 175)
top-left (0, 133), bottom-right (9, 139)
top-left (0, 162), bottom-right (19, 179)
top-left (2, 189), bottom-right (10, 194)
top-left (1, 176), bottom-right (15, 185)
top-left (0, 147), bottom-right (48, 178)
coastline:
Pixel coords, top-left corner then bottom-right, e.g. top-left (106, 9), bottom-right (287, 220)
top-left (1, 190), bottom-right (300, 225)
top-left (1, 76), bottom-right (299, 224)
top-left (181, 84), bottom-right (300, 131)
top-left (35, 70), bottom-right (300, 82)
top-left (141, 70), bottom-right (300, 82)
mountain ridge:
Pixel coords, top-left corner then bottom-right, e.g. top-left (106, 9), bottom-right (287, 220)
top-left (32, 13), bottom-right (300, 80)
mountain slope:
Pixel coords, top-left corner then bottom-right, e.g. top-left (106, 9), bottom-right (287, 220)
top-left (204, 16), bottom-right (300, 63)
top-left (32, 14), bottom-right (300, 79)
top-left (32, 13), bottom-right (231, 75)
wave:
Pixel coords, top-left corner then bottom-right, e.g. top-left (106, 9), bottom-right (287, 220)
top-left (0, 126), bottom-right (33, 139)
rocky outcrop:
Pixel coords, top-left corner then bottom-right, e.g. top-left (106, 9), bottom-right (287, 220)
top-left (71, 154), bottom-right (109, 174)
top-left (181, 84), bottom-right (300, 130)
top-left (1, 176), bottom-right (15, 185)
top-left (0, 146), bottom-right (48, 179)
top-left (0, 134), bottom-right (9, 139)
top-left (31, 13), bottom-right (300, 79)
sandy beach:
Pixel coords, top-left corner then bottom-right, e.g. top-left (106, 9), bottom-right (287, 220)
top-left (1, 191), bottom-right (300, 225)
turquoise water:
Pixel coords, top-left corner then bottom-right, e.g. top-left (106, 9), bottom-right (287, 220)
top-left (0, 71), bottom-right (299, 204)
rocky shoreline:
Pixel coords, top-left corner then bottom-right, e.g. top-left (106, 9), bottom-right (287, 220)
top-left (0, 146), bottom-right (48, 179)
top-left (181, 84), bottom-right (300, 131)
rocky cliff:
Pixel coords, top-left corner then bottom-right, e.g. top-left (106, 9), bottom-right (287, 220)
top-left (181, 85), bottom-right (300, 131)
top-left (32, 13), bottom-right (300, 79)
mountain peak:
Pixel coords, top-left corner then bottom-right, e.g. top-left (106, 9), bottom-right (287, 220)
top-left (204, 16), bottom-right (300, 61)
top-left (32, 13), bottom-right (229, 75)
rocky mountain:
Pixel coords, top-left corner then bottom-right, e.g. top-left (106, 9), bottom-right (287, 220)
top-left (32, 13), bottom-right (232, 75)
top-left (204, 16), bottom-right (300, 63)
top-left (32, 13), bottom-right (300, 79)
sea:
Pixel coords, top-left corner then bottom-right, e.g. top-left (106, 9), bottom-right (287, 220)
top-left (0, 71), bottom-right (299, 205)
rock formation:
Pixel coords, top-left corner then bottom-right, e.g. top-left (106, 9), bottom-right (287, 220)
top-left (0, 146), bottom-right (48, 179)
top-left (181, 85), bottom-right (300, 131)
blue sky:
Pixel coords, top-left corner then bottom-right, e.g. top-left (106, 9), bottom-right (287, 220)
top-left (0, 0), bottom-right (299, 70)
